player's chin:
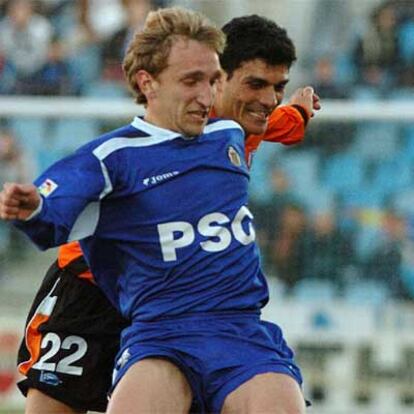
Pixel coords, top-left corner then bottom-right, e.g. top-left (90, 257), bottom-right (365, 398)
top-left (184, 117), bottom-right (208, 136)
top-left (242, 119), bottom-right (268, 136)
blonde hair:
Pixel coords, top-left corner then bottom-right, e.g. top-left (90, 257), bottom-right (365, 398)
top-left (122, 7), bottom-right (225, 104)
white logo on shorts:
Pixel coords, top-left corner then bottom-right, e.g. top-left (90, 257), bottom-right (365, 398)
top-left (117, 348), bottom-right (131, 369)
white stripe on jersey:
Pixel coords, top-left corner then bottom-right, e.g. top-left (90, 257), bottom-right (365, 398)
top-left (131, 116), bottom-right (182, 139)
top-left (98, 160), bottom-right (112, 199)
top-left (92, 135), bottom-right (179, 161)
top-left (92, 118), bottom-right (243, 162)
top-left (204, 119), bottom-right (244, 136)
top-left (68, 201), bottom-right (101, 242)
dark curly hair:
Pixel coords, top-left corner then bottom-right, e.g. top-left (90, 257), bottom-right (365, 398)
top-left (220, 15), bottom-right (296, 78)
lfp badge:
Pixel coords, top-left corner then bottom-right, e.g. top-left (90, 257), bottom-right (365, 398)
top-left (38, 179), bottom-right (58, 197)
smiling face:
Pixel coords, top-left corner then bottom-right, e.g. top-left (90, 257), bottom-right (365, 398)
top-left (139, 37), bottom-right (222, 137)
top-left (215, 59), bottom-right (290, 136)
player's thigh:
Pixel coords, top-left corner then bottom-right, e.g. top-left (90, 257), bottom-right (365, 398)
top-left (107, 358), bottom-right (193, 414)
top-left (25, 388), bottom-right (85, 414)
top-left (221, 372), bottom-right (306, 414)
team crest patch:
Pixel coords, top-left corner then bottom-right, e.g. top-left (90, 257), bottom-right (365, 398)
top-left (38, 179), bottom-right (58, 197)
top-left (228, 146), bottom-right (242, 167)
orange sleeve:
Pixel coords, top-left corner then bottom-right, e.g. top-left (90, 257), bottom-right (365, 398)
top-left (57, 241), bottom-right (94, 282)
top-left (262, 105), bottom-right (305, 144)
top-left (57, 241), bottom-right (83, 268)
top-left (244, 105), bottom-right (305, 165)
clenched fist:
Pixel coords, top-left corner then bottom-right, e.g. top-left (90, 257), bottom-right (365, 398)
top-left (288, 86), bottom-right (321, 119)
top-left (0, 183), bottom-right (41, 221)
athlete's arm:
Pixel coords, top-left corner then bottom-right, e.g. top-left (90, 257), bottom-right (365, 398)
top-left (263, 86), bottom-right (321, 145)
top-left (1, 149), bottom-right (107, 250)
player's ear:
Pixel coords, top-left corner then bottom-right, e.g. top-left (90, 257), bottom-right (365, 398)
top-left (136, 70), bottom-right (157, 101)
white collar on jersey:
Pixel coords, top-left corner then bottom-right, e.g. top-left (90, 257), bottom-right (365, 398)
top-left (131, 116), bottom-right (244, 141)
top-left (131, 116), bottom-right (183, 140)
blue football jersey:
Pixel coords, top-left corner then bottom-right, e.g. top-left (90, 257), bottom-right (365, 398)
top-left (16, 117), bottom-right (269, 321)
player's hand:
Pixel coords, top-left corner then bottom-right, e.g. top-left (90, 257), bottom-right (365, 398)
top-left (0, 183), bottom-right (41, 221)
top-left (288, 86), bottom-right (321, 119)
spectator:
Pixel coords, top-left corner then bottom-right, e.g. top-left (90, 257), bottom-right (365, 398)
top-left (364, 209), bottom-right (411, 300)
top-left (78, 0), bottom-right (127, 44)
top-left (250, 166), bottom-right (302, 272)
top-left (0, 0), bottom-right (54, 94)
top-left (36, 36), bottom-right (75, 95)
top-left (305, 55), bottom-right (354, 156)
top-left (302, 210), bottom-right (356, 292)
top-left (352, 1), bottom-right (402, 91)
top-left (267, 202), bottom-right (309, 291)
top-left (101, 0), bottom-right (153, 82)
top-left (312, 55), bottom-right (348, 99)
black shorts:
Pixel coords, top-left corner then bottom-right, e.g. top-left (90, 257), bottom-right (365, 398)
top-left (17, 261), bottom-right (128, 412)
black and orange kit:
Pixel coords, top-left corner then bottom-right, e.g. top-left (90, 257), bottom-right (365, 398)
top-left (17, 245), bottom-right (127, 412)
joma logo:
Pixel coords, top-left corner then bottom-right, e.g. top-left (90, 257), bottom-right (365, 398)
top-left (143, 171), bottom-right (180, 186)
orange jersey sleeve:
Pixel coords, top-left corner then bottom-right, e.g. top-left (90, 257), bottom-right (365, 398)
top-left (58, 241), bottom-right (94, 282)
top-left (244, 105), bottom-right (305, 163)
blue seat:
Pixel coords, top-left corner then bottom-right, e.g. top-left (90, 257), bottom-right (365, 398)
top-left (400, 125), bottom-right (414, 162)
top-left (350, 123), bottom-right (399, 161)
top-left (398, 21), bottom-right (414, 63)
top-left (37, 149), bottom-right (63, 172)
top-left (344, 279), bottom-right (389, 305)
top-left (351, 86), bottom-right (381, 101)
top-left (335, 53), bottom-right (356, 85)
top-left (36, 118), bottom-right (100, 171)
top-left (370, 159), bottom-right (412, 194)
top-left (302, 187), bottom-right (334, 216)
top-left (392, 189), bottom-right (414, 217)
top-left (52, 118), bottom-right (100, 156)
top-left (248, 141), bottom-right (284, 204)
top-left (340, 188), bottom-right (385, 209)
top-left (355, 225), bottom-right (383, 261)
top-left (390, 88), bottom-right (414, 101)
top-left (67, 45), bottom-right (102, 93)
top-left (280, 150), bottom-right (320, 196)
top-left (291, 279), bottom-right (337, 302)
top-left (9, 117), bottom-right (47, 153)
top-left (321, 152), bottom-right (364, 192)
top-left (84, 81), bottom-right (128, 98)
top-left (401, 264), bottom-right (414, 300)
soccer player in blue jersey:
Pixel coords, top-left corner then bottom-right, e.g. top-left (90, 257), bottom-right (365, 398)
top-left (1, 7), bottom-right (306, 414)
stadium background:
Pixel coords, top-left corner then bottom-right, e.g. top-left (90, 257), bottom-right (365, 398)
top-left (0, 0), bottom-right (413, 412)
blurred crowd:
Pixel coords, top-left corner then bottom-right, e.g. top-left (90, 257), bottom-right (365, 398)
top-left (0, 0), bottom-right (412, 98)
top-left (309, 0), bottom-right (414, 99)
top-left (249, 155), bottom-right (414, 304)
top-left (0, 0), bottom-right (167, 96)
top-left (0, 0), bottom-right (414, 303)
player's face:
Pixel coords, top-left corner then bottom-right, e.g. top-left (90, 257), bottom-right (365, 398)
top-left (144, 38), bottom-right (222, 137)
top-left (217, 59), bottom-right (290, 135)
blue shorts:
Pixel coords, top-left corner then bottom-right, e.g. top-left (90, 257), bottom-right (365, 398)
top-left (112, 312), bottom-right (303, 413)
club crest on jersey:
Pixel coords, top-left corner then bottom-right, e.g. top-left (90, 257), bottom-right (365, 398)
top-left (228, 146), bottom-right (242, 167)
top-left (38, 179), bottom-right (58, 197)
